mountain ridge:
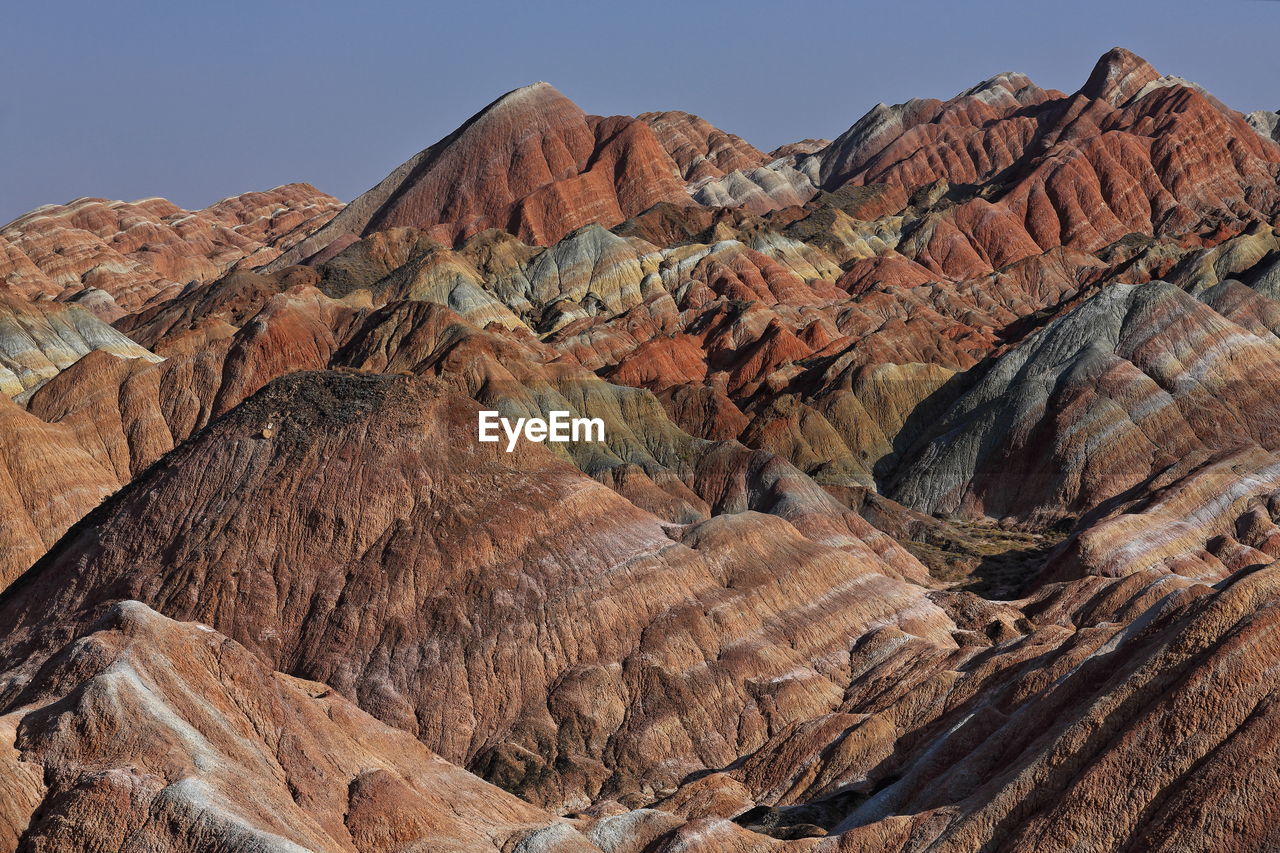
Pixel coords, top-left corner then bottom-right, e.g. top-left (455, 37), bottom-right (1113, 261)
top-left (3, 46), bottom-right (1280, 851)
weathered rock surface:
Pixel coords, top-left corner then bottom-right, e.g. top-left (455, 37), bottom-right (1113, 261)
top-left (0, 600), bottom-right (610, 852)
top-left (887, 280), bottom-right (1280, 525)
top-left (5, 45), bottom-right (1280, 853)
top-left (0, 394), bottom-right (119, 587)
top-left (816, 48), bottom-right (1280, 275)
top-left (1247, 109), bottom-right (1280, 141)
top-left (269, 84), bottom-right (695, 260)
top-left (0, 371), bottom-right (953, 814)
top-left (639, 110), bottom-right (771, 183)
top-left (1, 185), bottom-right (341, 317)
top-left (0, 291), bottom-right (160, 398)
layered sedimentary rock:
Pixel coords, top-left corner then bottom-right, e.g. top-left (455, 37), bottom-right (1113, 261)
top-left (4, 44), bottom-right (1280, 853)
top-left (0, 184), bottom-right (341, 317)
top-left (692, 161), bottom-right (820, 214)
top-left (886, 280), bottom-right (1280, 525)
top-left (639, 111), bottom-right (820, 214)
top-left (816, 48), bottom-right (1280, 276)
top-left (0, 292), bottom-right (160, 398)
top-left (269, 83), bottom-right (695, 262)
top-left (0, 394), bottom-right (119, 587)
top-left (0, 371), bottom-right (952, 814)
top-left (811, 561), bottom-right (1280, 852)
top-left (0, 600), bottom-right (609, 852)
top-left (639, 110), bottom-right (772, 183)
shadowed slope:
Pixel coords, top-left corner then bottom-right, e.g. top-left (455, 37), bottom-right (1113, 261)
top-left (0, 370), bottom-right (954, 811)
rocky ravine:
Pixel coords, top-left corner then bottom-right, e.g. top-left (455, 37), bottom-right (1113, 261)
top-left (2, 47), bottom-right (1280, 851)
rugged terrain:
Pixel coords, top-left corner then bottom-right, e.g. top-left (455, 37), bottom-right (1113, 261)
top-left (3, 47), bottom-right (1280, 851)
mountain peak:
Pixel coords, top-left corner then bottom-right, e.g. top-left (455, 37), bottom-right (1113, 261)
top-left (1081, 46), bottom-right (1161, 105)
top-left (482, 81), bottom-right (569, 113)
top-left (458, 81), bottom-right (584, 136)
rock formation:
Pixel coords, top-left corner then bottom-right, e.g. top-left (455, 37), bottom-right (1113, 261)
top-left (0, 291), bottom-right (161, 399)
top-left (0, 600), bottom-right (609, 852)
top-left (268, 83), bottom-right (694, 262)
top-left (0, 185), bottom-right (341, 318)
top-left (3, 46), bottom-right (1280, 852)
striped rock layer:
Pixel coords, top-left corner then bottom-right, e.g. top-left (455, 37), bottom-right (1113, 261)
top-left (3, 46), bottom-right (1280, 852)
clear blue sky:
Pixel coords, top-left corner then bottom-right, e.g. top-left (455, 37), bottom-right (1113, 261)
top-left (4, 0), bottom-right (1279, 224)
